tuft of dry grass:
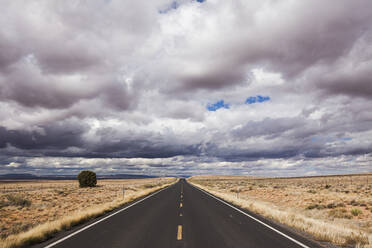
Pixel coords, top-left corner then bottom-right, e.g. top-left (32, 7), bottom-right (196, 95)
top-left (2, 195), bottom-right (31, 208)
top-left (188, 174), bottom-right (372, 247)
top-left (0, 177), bottom-right (177, 248)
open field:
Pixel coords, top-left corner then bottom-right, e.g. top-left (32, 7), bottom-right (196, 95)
top-left (188, 174), bottom-right (372, 247)
top-left (0, 177), bottom-right (177, 248)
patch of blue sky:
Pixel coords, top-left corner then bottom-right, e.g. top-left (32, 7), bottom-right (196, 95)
top-left (245, 95), bottom-right (270, 104)
top-left (159, 1), bottom-right (179, 14)
top-left (207, 100), bottom-right (230, 111)
top-left (159, 0), bottom-right (205, 14)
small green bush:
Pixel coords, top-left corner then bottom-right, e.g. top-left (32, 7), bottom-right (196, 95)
top-left (78, 170), bottom-right (97, 187)
top-left (351, 208), bottom-right (362, 216)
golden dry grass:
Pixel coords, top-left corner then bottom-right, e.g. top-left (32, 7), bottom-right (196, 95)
top-left (0, 177), bottom-right (177, 248)
top-left (188, 174), bottom-right (372, 247)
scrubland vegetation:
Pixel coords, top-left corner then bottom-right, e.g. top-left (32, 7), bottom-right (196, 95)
top-left (188, 174), bottom-right (372, 247)
top-left (0, 177), bottom-right (176, 248)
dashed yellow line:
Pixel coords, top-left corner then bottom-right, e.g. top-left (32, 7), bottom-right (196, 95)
top-left (177, 225), bottom-right (182, 240)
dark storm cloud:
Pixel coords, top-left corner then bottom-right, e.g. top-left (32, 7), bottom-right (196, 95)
top-left (316, 64), bottom-right (372, 98)
top-left (0, 61), bottom-right (133, 109)
top-left (211, 147), bottom-right (301, 162)
top-left (231, 117), bottom-right (305, 139)
top-left (88, 126), bottom-right (201, 158)
top-left (0, 118), bottom-right (202, 159)
top-left (36, 48), bottom-right (101, 75)
top-left (0, 121), bottom-right (86, 150)
top-left (88, 139), bottom-right (200, 158)
top-left (0, 36), bottom-right (24, 70)
top-left (179, 66), bottom-right (246, 91)
top-left (200, 133), bottom-right (372, 162)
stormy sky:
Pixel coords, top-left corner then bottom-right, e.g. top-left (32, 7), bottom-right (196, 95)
top-left (1, 0), bottom-right (372, 176)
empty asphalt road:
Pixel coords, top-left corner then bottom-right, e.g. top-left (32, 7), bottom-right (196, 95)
top-left (39, 179), bottom-right (323, 248)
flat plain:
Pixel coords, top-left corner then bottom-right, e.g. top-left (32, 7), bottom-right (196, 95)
top-left (0, 177), bottom-right (176, 248)
top-left (188, 174), bottom-right (372, 247)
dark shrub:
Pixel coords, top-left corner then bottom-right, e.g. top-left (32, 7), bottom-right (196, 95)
top-left (306, 204), bottom-right (318, 210)
top-left (78, 170), bottom-right (97, 187)
top-left (5, 195), bottom-right (31, 208)
top-left (327, 203), bottom-right (336, 209)
top-left (337, 202), bottom-right (346, 207)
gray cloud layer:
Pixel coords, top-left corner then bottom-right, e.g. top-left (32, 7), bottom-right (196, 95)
top-left (1, 0), bottom-right (372, 176)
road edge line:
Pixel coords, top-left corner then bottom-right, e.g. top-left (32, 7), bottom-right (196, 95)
top-left (189, 182), bottom-right (311, 248)
top-left (43, 184), bottom-right (173, 248)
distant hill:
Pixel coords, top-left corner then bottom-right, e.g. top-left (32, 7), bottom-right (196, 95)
top-left (189, 175), bottom-right (260, 180)
top-left (97, 174), bottom-right (155, 179)
top-left (0, 173), bottom-right (39, 179)
top-left (0, 173), bottom-right (156, 180)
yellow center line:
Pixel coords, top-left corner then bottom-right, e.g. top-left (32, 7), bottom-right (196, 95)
top-left (177, 225), bottom-right (182, 240)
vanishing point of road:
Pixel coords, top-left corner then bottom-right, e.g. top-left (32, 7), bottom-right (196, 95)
top-left (37, 179), bottom-right (324, 248)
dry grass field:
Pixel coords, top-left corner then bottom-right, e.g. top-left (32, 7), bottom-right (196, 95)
top-left (0, 177), bottom-right (177, 248)
top-left (188, 174), bottom-right (372, 248)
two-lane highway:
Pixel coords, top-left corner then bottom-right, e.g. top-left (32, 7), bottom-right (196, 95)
top-left (37, 179), bottom-right (323, 248)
